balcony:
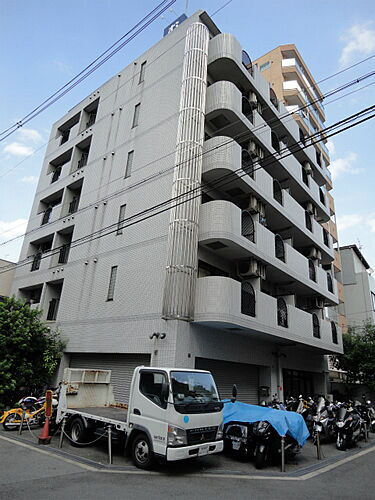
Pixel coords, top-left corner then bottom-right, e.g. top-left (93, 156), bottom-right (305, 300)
top-left (194, 276), bottom-right (343, 353)
top-left (199, 200), bottom-right (338, 302)
top-left (202, 137), bottom-right (332, 259)
top-left (323, 219), bottom-right (338, 243)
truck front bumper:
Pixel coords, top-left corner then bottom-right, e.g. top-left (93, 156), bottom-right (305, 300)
top-left (166, 440), bottom-right (223, 461)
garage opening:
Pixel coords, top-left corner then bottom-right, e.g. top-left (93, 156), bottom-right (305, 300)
top-left (195, 357), bottom-right (259, 404)
top-left (69, 353), bottom-right (150, 402)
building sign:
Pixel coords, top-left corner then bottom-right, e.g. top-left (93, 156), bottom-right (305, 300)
top-left (163, 14), bottom-right (187, 37)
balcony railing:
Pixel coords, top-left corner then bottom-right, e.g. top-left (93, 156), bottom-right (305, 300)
top-left (68, 197), bottom-right (79, 214)
top-left (46, 298), bottom-right (60, 321)
top-left (86, 113), bottom-right (96, 128)
top-left (77, 153), bottom-right (89, 169)
top-left (58, 244), bottom-right (70, 264)
top-left (51, 166), bottom-right (62, 184)
top-left (31, 253), bottom-right (42, 271)
top-left (60, 130), bottom-right (70, 145)
top-left (41, 207), bottom-right (52, 225)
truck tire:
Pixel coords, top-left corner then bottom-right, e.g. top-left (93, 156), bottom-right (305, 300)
top-left (68, 417), bottom-right (92, 447)
top-left (131, 433), bottom-right (155, 470)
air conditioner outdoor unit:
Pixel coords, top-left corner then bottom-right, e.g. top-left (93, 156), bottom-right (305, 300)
top-left (237, 259), bottom-right (266, 280)
top-left (308, 247), bottom-right (322, 260)
top-left (306, 202), bottom-right (317, 216)
top-left (248, 92), bottom-right (258, 109)
top-left (303, 161), bottom-right (313, 175)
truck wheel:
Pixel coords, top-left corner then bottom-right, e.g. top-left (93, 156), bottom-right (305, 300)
top-left (68, 417), bottom-right (91, 447)
top-left (131, 433), bottom-right (155, 470)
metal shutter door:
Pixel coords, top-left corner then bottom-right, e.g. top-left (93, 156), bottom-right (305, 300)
top-left (195, 357), bottom-right (259, 404)
top-left (69, 353), bottom-right (150, 403)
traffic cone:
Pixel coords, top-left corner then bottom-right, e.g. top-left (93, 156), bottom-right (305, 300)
top-left (38, 417), bottom-right (51, 445)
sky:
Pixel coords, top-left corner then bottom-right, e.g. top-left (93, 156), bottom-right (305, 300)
top-left (0, 0), bottom-right (374, 268)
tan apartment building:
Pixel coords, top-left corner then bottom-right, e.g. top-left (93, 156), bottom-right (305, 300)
top-left (254, 45), bottom-right (347, 333)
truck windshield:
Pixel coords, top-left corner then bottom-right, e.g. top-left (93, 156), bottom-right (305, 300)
top-left (171, 371), bottom-right (222, 413)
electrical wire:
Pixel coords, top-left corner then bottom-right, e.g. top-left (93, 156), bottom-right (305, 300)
top-left (1, 69), bottom-right (374, 246)
top-left (0, 106), bottom-right (373, 277)
top-left (0, 0), bottom-right (176, 142)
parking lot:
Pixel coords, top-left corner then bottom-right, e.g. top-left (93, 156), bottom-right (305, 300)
top-left (1, 425), bottom-right (373, 477)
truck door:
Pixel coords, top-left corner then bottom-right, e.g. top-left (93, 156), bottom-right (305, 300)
top-left (130, 370), bottom-right (169, 456)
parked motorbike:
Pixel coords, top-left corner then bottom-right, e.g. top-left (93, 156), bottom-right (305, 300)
top-left (252, 420), bottom-right (300, 469)
top-left (224, 421), bottom-right (255, 459)
top-left (312, 396), bottom-right (337, 444)
top-left (1, 393), bottom-right (58, 431)
top-left (335, 402), bottom-right (366, 450)
top-left (355, 400), bottom-right (375, 434)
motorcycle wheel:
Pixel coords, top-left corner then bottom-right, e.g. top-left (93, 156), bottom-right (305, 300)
top-left (336, 434), bottom-right (347, 451)
top-left (3, 412), bottom-right (22, 431)
top-left (255, 446), bottom-right (267, 469)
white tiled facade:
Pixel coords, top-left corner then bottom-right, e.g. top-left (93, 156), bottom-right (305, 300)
top-left (12, 10), bottom-right (342, 402)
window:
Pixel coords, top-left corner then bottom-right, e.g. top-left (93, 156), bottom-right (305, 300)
top-left (275, 234), bottom-right (285, 262)
top-left (241, 281), bottom-right (256, 317)
top-left (31, 252), bottom-right (42, 272)
top-left (139, 61), bottom-right (147, 84)
top-left (271, 131), bottom-right (280, 152)
top-left (139, 371), bottom-right (168, 409)
top-left (241, 150), bottom-right (254, 179)
top-left (299, 128), bottom-right (306, 146)
top-left (372, 292), bottom-right (375, 311)
top-left (323, 228), bottom-right (329, 247)
top-left (305, 211), bottom-right (312, 232)
top-left (308, 259), bottom-right (316, 282)
top-left (302, 165), bottom-right (309, 186)
top-left (132, 103), bottom-right (141, 128)
top-left (106, 266), bottom-right (118, 301)
top-left (241, 211), bottom-right (255, 242)
top-left (242, 96), bottom-right (254, 124)
top-left (41, 207), bottom-right (52, 226)
top-left (277, 298), bottom-right (288, 328)
top-left (312, 313), bottom-right (320, 338)
top-left (46, 298), bottom-right (60, 321)
top-left (260, 61), bottom-right (270, 72)
top-left (117, 204), bottom-right (126, 235)
top-left (331, 322), bottom-right (338, 344)
top-left (273, 179), bottom-right (283, 205)
top-left (270, 88), bottom-right (279, 110)
top-left (327, 272), bottom-right (333, 293)
top-left (319, 188), bottom-right (326, 206)
top-left (125, 150), bottom-right (134, 178)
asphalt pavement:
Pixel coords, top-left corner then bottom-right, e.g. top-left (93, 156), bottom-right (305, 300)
top-left (1, 432), bottom-right (375, 500)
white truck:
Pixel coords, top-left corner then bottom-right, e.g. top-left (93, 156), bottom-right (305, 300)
top-left (56, 366), bottom-right (224, 469)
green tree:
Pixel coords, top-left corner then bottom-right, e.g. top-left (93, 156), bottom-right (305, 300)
top-left (0, 296), bottom-right (66, 407)
top-left (332, 322), bottom-right (375, 394)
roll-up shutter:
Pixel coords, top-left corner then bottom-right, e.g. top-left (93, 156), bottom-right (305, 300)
top-left (195, 357), bottom-right (259, 404)
top-left (69, 353), bottom-right (150, 403)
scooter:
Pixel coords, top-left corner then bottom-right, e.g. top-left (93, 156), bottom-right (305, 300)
top-left (223, 421), bottom-right (255, 459)
top-left (312, 396), bottom-right (337, 444)
top-left (252, 420), bottom-right (300, 469)
top-left (335, 402), bottom-right (366, 450)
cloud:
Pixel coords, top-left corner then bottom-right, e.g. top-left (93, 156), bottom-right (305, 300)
top-left (326, 140), bottom-right (335, 156)
top-left (337, 213), bottom-right (375, 234)
top-left (19, 176), bottom-right (38, 184)
top-left (52, 60), bottom-right (71, 74)
top-left (17, 128), bottom-right (43, 144)
top-left (0, 219), bottom-right (28, 240)
top-left (3, 142), bottom-right (34, 157)
top-left (330, 151), bottom-right (363, 179)
top-left (340, 23), bottom-right (375, 66)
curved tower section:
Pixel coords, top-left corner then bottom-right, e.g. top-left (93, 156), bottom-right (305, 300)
top-left (162, 22), bottom-right (209, 321)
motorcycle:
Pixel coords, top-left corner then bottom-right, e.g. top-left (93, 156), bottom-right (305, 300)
top-left (1, 393), bottom-right (59, 431)
top-left (355, 400), bottom-right (375, 434)
top-left (223, 421), bottom-right (255, 460)
top-left (312, 396), bottom-right (337, 444)
top-left (335, 402), bottom-right (366, 450)
top-left (252, 420), bottom-right (300, 469)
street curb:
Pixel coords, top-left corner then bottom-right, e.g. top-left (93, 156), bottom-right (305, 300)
top-left (1, 431), bottom-right (374, 478)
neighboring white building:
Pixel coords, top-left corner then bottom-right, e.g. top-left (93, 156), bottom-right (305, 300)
top-left (10, 10), bottom-right (342, 403)
top-left (0, 258), bottom-right (15, 301)
top-left (339, 245), bottom-right (375, 327)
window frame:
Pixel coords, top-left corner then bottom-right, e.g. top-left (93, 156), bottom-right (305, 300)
top-left (124, 150), bottom-right (134, 178)
top-left (138, 61), bottom-right (147, 84)
top-left (139, 369), bottom-right (168, 409)
top-left (132, 103), bottom-right (141, 128)
top-left (106, 265), bottom-right (118, 301)
top-left (116, 204), bottom-right (126, 235)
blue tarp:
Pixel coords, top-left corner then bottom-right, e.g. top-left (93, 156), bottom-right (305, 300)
top-left (222, 400), bottom-right (310, 447)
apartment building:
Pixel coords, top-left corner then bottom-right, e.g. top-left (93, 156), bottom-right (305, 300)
top-left (254, 45), bottom-right (347, 334)
top-left (338, 245), bottom-right (375, 326)
top-left (0, 258), bottom-right (15, 301)
top-left (11, 10), bottom-right (342, 403)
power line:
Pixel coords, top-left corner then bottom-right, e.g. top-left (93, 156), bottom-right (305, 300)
top-left (1, 75), bottom-right (374, 247)
top-left (1, 105), bottom-right (373, 277)
top-left (1, 64), bottom-right (374, 235)
top-left (0, 1), bottom-right (176, 142)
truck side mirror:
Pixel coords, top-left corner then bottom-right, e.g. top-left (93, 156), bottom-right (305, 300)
top-left (231, 384), bottom-right (237, 403)
top-left (161, 381), bottom-right (169, 403)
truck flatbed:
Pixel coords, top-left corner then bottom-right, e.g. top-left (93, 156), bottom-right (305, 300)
top-left (72, 406), bottom-right (128, 425)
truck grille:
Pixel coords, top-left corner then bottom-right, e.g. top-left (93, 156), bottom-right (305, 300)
top-left (186, 426), bottom-right (218, 445)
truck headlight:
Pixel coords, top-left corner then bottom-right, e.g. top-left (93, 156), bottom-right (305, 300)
top-left (167, 425), bottom-right (187, 447)
top-left (216, 421), bottom-right (224, 440)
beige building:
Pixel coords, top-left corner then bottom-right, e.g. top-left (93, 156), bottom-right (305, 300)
top-left (254, 45), bottom-right (347, 333)
top-left (0, 258), bottom-right (16, 301)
